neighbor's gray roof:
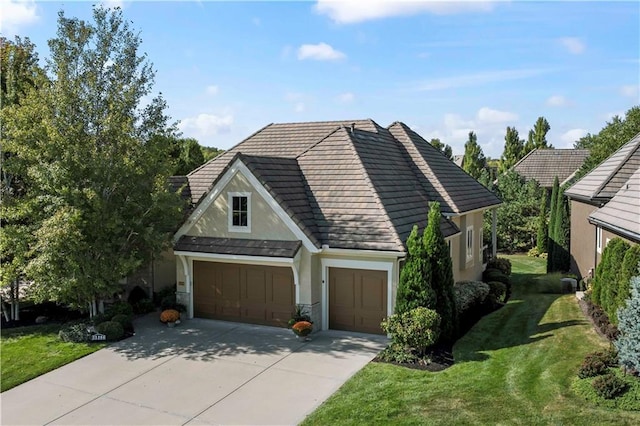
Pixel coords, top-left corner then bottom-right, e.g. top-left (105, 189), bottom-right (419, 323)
top-left (174, 236), bottom-right (302, 258)
top-left (178, 119), bottom-right (501, 252)
top-left (511, 148), bottom-right (589, 187)
top-left (168, 176), bottom-right (191, 202)
top-left (588, 167), bottom-right (640, 243)
top-left (566, 133), bottom-right (640, 203)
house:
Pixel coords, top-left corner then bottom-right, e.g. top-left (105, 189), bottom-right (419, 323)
top-left (170, 119), bottom-right (501, 334)
top-left (509, 148), bottom-right (590, 189)
top-left (565, 133), bottom-right (640, 280)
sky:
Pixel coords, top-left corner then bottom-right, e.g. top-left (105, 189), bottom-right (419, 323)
top-left (2, 0), bottom-right (639, 158)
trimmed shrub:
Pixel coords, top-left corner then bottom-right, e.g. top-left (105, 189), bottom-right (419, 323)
top-left (592, 373), bottom-right (628, 399)
top-left (483, 268), bottom-right (511, 300)
top-left (381, 307), bottom-right (441, 357)
top-left (578, 349), bottom-right (617, 379)
top-left (59, 322), bottom-right (90, 343)
top-left (111, 313), bottom-right (133, 330)
top-left (105, 301), bottom-right (134, 318)
top-left (487, 281), bottom-right (507, 304)
top-left (133, 299), bottom-right (155, 314)
top-left (453, 281), bottom-right (490, 314)
top-left (592, 238), bottom-right (630, 309)
top-left (96, 321), bottom-right (125, 341)
top-left (612, 245), bottom-right (640, 324)
top-left (615, 275), bottom-right (640, 375)
top-left (396, 225), bottom-right (435, 314)
top-left (486, 257), bottom-right (512, 276)
top-left (91, 312), bottom-right (112, 326)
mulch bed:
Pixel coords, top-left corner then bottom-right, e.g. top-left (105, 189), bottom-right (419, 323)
top-left (373, 343), bottom-right (455, 372)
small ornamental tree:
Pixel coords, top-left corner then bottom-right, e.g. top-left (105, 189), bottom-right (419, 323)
top-left (423, 202), bottom-right (457, 341)
top-left (613, 246), bottom-right (640, 324)
top-left (536, 190), bottom-right (548, 254)
top-left (615, 275), bottom-right (640, 375)
top-left (395, 225), bottom-right (434, 314)
top-left (547, 177), bottom-right (560, 272)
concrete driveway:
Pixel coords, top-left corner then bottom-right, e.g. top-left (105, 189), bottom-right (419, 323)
top-left (1, 314), bottom-right (387, 425)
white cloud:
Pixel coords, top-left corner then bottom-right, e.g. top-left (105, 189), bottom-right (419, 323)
top-left (546, 95), bottom-right (570, 107)
top-left (417, 68), bottom-right (550, 91)
top-left (206, 85), bottom-right (219, 96)
top-left (178, 113), bottom-right (233, 139)
top-left (294, 102), bottom-right (305, 113)
top-left (337, 92), bottom-right (355, 103)
top-left (101, 0), bottom-right (125, 9)
top-left (476, 107), bottom-right (518, 124)
top-left (297, 42), bottom-right (346, 61)
top-left (559, 37), bottom-right (585, 54)
top-left (560, 128), bottom-right (587, 146)
top-left (0, 0), bottom-right (39, 35)
top-left (314, 0), bottom-right (496, 24)
top-left (620, 85), bottom-right (639, 98)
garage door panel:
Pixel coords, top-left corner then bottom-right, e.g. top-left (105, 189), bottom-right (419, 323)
top-left (193, 261), bottom-right (294, 327)
top-left (329, 267), bottom-right (387, 335)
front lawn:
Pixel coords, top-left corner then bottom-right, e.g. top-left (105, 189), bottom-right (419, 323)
top-left (1, 324), bottom-right (105, 392)
top-left (303, 255), bottom-right (640, 425)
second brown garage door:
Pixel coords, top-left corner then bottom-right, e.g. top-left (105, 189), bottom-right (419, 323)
top-left (193, 261), bottom-right (294, 327)
top-left (329, 267), bottom-right (387, 334)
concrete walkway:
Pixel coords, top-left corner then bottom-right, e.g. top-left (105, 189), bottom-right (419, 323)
top-left (1, 314), bottom-right (387, 425)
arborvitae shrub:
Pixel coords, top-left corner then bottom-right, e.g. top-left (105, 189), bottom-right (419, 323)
top-left (536, 191), bottom-right (548, 253)
top-left (615, 276), bottom-right (640, 375)
top-left (396, 225), bottom-right (434, 314)
top-left (592, 238), bottom-right (630, 308)
top-left (547, 177), bottom-right (560, 273)
top-left (612, 246), bottom-right (640, 324)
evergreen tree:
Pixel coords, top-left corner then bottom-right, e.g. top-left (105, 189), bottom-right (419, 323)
top-left (546, 177), bottom-right (560, 272)
top-left (551, 189), bottom-right (570, 272)
top-left (499, 126), bottom-right (524, 173)
top-left (423, 202), bottom-right (457, 341)
top-left (395, 225), bottom-right (434, 314)
top-left (462, 131), bottom-right (486, 179)
top-left (612, 245), bottom-right (640, 324)
top-left (536, 190), bottom-right (548, 253)
top-left (523, 116), bottom-right (552, 156)
top-left (614, 275), bottom-right (640, 374)
top-left (592, 238), bottom-right (630, 308)
top-left (429, 138), bottom-right (453, 161)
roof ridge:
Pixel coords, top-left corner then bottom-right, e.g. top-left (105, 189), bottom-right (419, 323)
top-left (270, 118), bottom-right (371, 126)
top-left (347, 128), bottom-right (406, 251)
top-left (592, 134), bottom-right (640, 198)
top-left (295, 125), bottom-right (346, 159)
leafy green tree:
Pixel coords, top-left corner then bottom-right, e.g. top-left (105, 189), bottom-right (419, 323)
top-left (614, 275), bottom-right (640, 374)
top-left (423, 202), bottom-right (457, 341)
top-left (575, 106), bottom-right (640, 178)
top-left (395, 226), bottom-right (434, 314)
top-left (612, 245), bottom-right (640, 324)
top-left (524, 116), bottom-right (552, 155)
top-left (168, 137), bottom-right (206, 175)
top-left (536, 191), bottom-right (548, 253)
top-left (2, 7), bottom-right (183, 312)
top-left (546, 177), bottom-right (560, 272)
top-left (463, 131), bottom-right (486, 179)
top-left (201, 145), bottom-right (225, 162)
top-left (429, 138), bottom-right (453, 160)
top-left (499, 126), bottom-right (524, 173)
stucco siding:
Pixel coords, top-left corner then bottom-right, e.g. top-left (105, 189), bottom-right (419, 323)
top-left (569, 200), bottom-right (599, 280)
top-left (455, 211), bottom-right (485, 282)
top-left (187, 172), bottom-right (297, 241)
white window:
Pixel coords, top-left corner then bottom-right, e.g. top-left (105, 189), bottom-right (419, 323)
top-left (596, 226), bottom-right (602, 254)
top-left (448, 240), bottom-right (453, 259)
top-left (228, 192), bottom-right (251, 232)
top-left (466, 226), bottom-right (474, 262)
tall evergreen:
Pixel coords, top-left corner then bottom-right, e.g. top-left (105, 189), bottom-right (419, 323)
top-left (546, 177), bottom-right (560, 272)
top-left (499, 126), bottom-right (525, 173)
top-left (462, 131), bottom-right (486, 179)
top-left (536, 190), bottom-right (548, 253)
top-left (423, 202), bottom-right (457, 341)
top-left (614, 275), bottom-right (640, 374)
top-left (395, 225), bottom-right (434, 314)
top-left (551, 189), bottom-right (570, 272)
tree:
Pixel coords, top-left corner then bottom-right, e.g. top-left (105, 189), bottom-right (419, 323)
top-left (535, 190), bottom-right (548, 253)
top-left (2, 7), bottom-right (183, 313)
top-left (575, 106), bottom-right (640, 178)
top-left (550, 188), bottom-right (570, 272)
top-left (499, 126), bottom-right (524, 173)
top-left (612, 245), bottom-right (640, 324)
top-left (463, 131), bottom-right (486, 179)
top-left (524, 116), bottom-right (552, 156)
top-left (614, 275), bottom-right (640, 374)
top-left (429, 138), bottom-right (453, 160)
top-left (423, 202), bottom-right (457, 341)
top-left (395, 225), bottom-right (434, 314)
top-left (168, 137), bottom-right (206, 175)
top-left (592, 238), bottom-right (630, 309)
top-left (201, 145), bottom-right (224, 162)
top-left (546, 177), bottom-right (560, 272)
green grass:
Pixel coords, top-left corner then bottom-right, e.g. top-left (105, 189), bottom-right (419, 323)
top-left (1, 323), bottom-right (105, 392)
top-left (303, 255), bottom-right (640, 425)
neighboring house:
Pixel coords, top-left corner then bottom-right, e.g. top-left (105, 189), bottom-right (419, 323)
top-left (453, 154), bottom-right (464, 168)
top-left (170, 119), bottom-right (501, 334)
top-left (565, 133), bottom-right (640, 280)
top-left (509, 148), bottom-right (590, 189)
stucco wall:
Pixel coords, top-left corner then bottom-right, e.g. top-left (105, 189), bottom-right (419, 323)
top-left (187, 172), bottom-right (297, 241)
top-left (569, 200), bottom-right (599, 280)
top-left (453, 211), bottom-right (485, 282)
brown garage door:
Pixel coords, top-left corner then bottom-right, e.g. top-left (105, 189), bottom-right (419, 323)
top-left (193, 261), bottom-right (294, 327)
top-left (329, 267), bottom-right (387, 335)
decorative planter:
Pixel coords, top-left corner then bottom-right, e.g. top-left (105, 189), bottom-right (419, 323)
top-left (291, 321), bottom-right (313, 340)
top-left (167, 321), bottom-right (176, 328)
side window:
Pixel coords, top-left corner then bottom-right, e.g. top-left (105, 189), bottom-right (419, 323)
top-left (596, 226), bottom-right (602, 254)
top-left (466, 226), bottom-right (474, 262)
top-left (228, 192), bottom-right (251, 232)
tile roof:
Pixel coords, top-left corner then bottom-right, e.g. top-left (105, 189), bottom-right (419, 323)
top-left (566, 133), bottom-right (640, 202)
top-left (178, 119), bottom-right (501, 252)
top-left (168, 176), bottom-right (191, 202)
top-left (174, 236), bottom-right (302, 258)
top-left (588, 167), bottom-right (640, 243)
top-left (511, 148), bottom-right (590, 187)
